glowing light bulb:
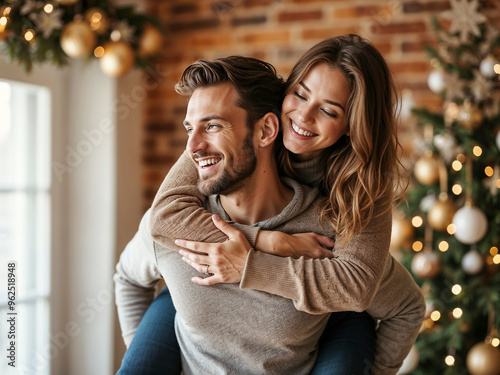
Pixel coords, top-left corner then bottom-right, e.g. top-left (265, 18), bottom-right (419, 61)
top-left (485, 166), bottom-right (494, 177)
top-left (44, 4), bottom-right (53, 13)
top-left (24, 29), bottom-right (35, 41)
top-left (473, 146), bottom-right (482, 157)
top-left (430, 311), bottom-right (441, 321)
top-left (491, 247), bottom-right (499, 256)
top-left (495, 64), bottom-right (500, 74)
top-left (438, 241), bottom-right (449, 252)
top-left (452, 284), bottom-right (462, 295)
top-left (492, 338), bottom-right (500, 347)
top-left (493, 254), bottom-right (500, 265)
top-left (457, 154), bottom-right (466, 163)
top-left (447, 224), bottom-right (456, 235)
top-left (412, 216), bottom-right (423, 228)
top-left (412, 241), bottom-right (423, 252)
top-left (452, 184), bottom-right (462, 195)
top-left (94, 46), bottom-right (104, 58)
top-left (445, 355), bottom-right (455, 366)
top-left (452, 160), bottom-right (462, 171)
top-left (452, 308), bottom-right (463, 319)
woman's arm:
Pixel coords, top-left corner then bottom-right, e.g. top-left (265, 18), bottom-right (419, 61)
top-left (150, 151), bottom-right (333, 256)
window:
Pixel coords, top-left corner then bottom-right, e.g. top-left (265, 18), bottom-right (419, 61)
top-left (0, 79), bottom-right (51, 374)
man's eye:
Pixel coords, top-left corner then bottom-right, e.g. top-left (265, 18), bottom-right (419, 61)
top-left (185, 128), bottom-right (193, 135)
top-left (208, 124), bottom-right (220, 130)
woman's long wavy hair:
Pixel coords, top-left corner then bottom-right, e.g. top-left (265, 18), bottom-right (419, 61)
top-left (278, 34), bottom-right (407, 243)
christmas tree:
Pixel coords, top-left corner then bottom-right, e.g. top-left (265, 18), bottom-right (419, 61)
top-left (390, 0), bottom-right (500, 374)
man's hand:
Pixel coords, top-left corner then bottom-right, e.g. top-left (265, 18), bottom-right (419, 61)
top-left (175, 214), bottom-right (251, 286)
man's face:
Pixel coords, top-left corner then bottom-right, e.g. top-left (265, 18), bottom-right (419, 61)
top-left (183, 83), bottom-right (257, 196)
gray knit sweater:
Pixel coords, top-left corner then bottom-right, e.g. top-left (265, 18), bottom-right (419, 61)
top-left (115, 179), bottom-right (333, 374)
top-left (147, 151), bottom-right (426, 375)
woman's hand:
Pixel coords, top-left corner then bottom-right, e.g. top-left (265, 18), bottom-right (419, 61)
top-left (175, 214), bottom-right (251, 286)
top-left (256, 231), bottom-right (334, 259)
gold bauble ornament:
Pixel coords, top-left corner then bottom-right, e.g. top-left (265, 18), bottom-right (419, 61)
top-left (390, 216), bottom-right (414, 249)
top-left (60, 20), bottom-right (96, 58)
top-left (99, 41), bottom-right (135, 77)
top-left (411, 251), bottom-right (441, 279)
top-left (466, 342), bottom-right (500, 375)
top-left (84, 8), bottom-right (109, 35)
top-left (457, 101), bottom-right (483, 130)
top-left (428, 197), bottom-right (457, 232)
top-left (414, 151), bottom-right (441, 186)
top-left (55, 0), bottom-right (79, 5)
top-left (138, 24), bottom-right (163, 57)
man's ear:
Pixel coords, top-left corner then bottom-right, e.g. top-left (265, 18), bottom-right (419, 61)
top-left (257, 112), bottom-right (280, 148)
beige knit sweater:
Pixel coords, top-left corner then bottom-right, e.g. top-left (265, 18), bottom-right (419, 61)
top-left (149, 151), bottom-right (426, 375)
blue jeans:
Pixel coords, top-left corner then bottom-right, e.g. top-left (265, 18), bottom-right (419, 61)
top-left (117, 287), bottom-right (375, 375)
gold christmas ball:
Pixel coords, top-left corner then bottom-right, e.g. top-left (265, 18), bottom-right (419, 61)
top-left (411, 251), bottom-right (441, 279)
top-left (60, 20), bottom-right (96, 58)
top-left (414, 152), bottom-right (441, 186)
top-left (55, 0), bottom-right (79, 6)
top-left (138, 24), bottom-right (163, 57)
top-left (84, 8), bottom-right (109, 35)
top-left (457, 101), bottom-right (483, 130)
top-left (428, 197), bottom-right (457, 232)
top-left (466, 342), bottom-right (500, 375)
top-left (99, 41), bottom-right (135, 77)
top-left (390, 216), bottom-right (414, 249)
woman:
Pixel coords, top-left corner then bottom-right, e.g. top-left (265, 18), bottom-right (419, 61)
top-left (119, 34), bottom-right (425, 375)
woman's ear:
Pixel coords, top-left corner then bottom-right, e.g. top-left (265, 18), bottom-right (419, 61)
top-left (257, 112), bottom-right (280, 148)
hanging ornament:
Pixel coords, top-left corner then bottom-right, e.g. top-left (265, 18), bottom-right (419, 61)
top-left (441, 0), bottom-right (487, 43)
top-left (480, 55), bottom-right (498, 78)
top-left (138, 24), bottom-right (163, 57)
top-left (99, 41), bottom-right (135, 77)
top-left (457, 100), bottom-right (483, 130)
top-left (466, 342), bottom-right (500, 375)
top-left (390, 215), bottom-right (415, 250)
top-left (412, 250), bottom-right (441, 279)
top-left (428, 197), bottom-right (457, 232)
top-left (462, 249), bottom-right (485, 275)
top-left (84, 8), bottom-right (109, 35)
top-left (414, 151), bottom-right (441, 186)
top-left (428, 161), bottom-right (457, 231)
top-left (60, 19), bottom-right (96, 58)
top-left (444, 102), bottom-right (460, 126)
top-left (427, 69), bottom-right (447, 94)
top-left (453, 204), bottom-right (488, 244)
top-left (434, 131), bottom-right (462, 164)
top-left (396, 345), bottom-right (419, 374)
top-left (420, 190), bottom-right (437, 213)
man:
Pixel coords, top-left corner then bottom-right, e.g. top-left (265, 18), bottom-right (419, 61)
top-left (114, 56), bottom-right (365, 374)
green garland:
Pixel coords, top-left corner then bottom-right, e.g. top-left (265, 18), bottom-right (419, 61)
top-left (0, 0), bottom-right (164, 72)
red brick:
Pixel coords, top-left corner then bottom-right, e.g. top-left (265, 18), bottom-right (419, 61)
top-left (389, 61), bottom-right (429, 74)
top-left (277, 10), bottom-right (323, 23)
top-left (403, 1), bottom-right (450, 13)
top-left (240, 30), bottom-right (290, 44)
top-left (372, 21), bottom-right (427, 35)
top-left (231, 15), bottom-right (267, 27)
top-left (332, 5), bottom-right (396, 19)
top-left (401, 39), bottom-right (439, 53)
top-left (302, 26), bottom-right (358, 40)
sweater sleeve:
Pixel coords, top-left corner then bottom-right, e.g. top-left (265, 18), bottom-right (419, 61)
top-left (149, 151), bottom-right (260, 248)
top-left (367, 257), bottom-right (426, 375)
top-left (240, 203), bottom-right (392, 314)
top-left (114, 210), bottom-right (162, 347)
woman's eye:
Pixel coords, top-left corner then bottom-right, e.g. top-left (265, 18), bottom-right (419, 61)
top-left (185, 128), bottom-right (193, 135)
top-left (322, 109), bottom-right (338, 118)
top-left (294, 91), bottom-right (306, 100)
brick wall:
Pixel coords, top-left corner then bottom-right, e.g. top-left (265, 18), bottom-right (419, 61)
top-left (141, 0), bottom-right (499, 209)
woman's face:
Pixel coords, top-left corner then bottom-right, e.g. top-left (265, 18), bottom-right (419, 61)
top-left (282, 63), bottom-right (350, 161)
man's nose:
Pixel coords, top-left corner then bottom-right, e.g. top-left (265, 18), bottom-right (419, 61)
top-left (186, 129), bottom-right (207, 155)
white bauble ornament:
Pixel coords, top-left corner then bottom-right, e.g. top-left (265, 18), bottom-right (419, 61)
top-left (397, 345), bottom-right (419, 374)
top-left (428, 70), bottom-right (447, 93)
top-left (462, 249), bottom-right (484, 275)
top-left (452, 205), bottom-right (488, 244)
top-left (479, 55), bottom-right (497, 78)
top-left (420, 191), bottom-right (437, 213)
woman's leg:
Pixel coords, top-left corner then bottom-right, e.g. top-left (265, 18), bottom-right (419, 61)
top-left (117, 287), bottom-right (181, 375)
top-left (311, 311), bottom-right (376, 375)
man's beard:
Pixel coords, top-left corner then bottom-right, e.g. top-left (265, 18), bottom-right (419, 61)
top-left (197, 132), bottom-right (257, 196)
